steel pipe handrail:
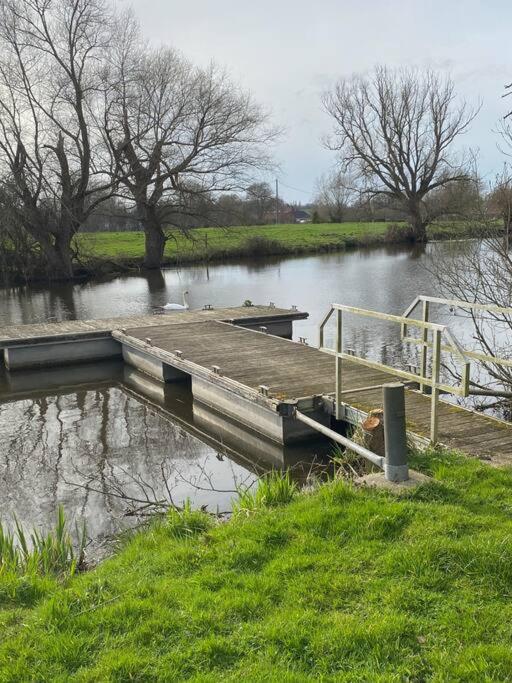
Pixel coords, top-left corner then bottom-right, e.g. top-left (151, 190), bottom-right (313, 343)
top-left (402, 295), bottom-right (512, 371)
top-left (318, 302), bottom-right (472, 443)
top-left (332, 303), bottom-right (446, 331)
top-left (407, 295), bottom-right (512, 318)
top-left (295, 409), bottom-right (384, 468)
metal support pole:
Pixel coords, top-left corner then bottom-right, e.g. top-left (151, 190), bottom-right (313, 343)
top-left (419, 299), bottom-right (430, 393)
top-left (430, 328), bottom-right (441, 444)
top-left (275, 178), bottom-right (279, 225)
top-left (335, 309), bottom-right (343, 420)
top-left (383, 383), bottom-right (408, 482)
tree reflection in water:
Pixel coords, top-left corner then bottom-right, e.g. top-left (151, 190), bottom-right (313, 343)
top-left (0, 386), bottom-right (256, 559)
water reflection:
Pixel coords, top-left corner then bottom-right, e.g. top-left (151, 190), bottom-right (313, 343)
top-left (0, 383), bottom-right (247, 557)
top-left (0, 242), bottom-right (452, 333)
top-left (0, 362), bottom-right (331, 557)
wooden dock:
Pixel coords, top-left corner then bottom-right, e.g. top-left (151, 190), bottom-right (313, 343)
top-left (114, 318), bottom-right (512, 462)
top-left (2, 303), bottom-right (512, 462)
top-left (0, 306), bottom-right (306, 371)
top-left (0, 305), bottom-right (306, 346)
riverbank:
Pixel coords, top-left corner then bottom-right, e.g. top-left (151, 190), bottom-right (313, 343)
top-left (1, 221), bottom-right (495, 285)
top-left (2, 448), bottom-right (512, 680)
top-left (76, 221), bottom-right (491, 276)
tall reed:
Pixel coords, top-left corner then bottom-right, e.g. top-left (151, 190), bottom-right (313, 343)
top-left (0, 506), bottom-right (86, 577)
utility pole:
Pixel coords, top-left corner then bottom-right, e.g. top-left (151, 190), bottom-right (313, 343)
top-left (275, 178), bottom-right (279, 225)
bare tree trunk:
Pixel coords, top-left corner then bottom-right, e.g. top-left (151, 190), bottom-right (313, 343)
top-left (37, 234), bottom-right (74, 280)
top-left (408, 202), bottom-right (427, 242)
top-left (53, 233), bottom-right (74, 279)
top-left (142, 213), bottom-right (166, 270)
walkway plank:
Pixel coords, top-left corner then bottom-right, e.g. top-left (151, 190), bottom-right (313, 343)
top-left (0, 306), bottom-right (307, 346)
top-left (123, 320), bottom-right (512, 463)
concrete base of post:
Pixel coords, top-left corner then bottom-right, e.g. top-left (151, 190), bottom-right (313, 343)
top-left (383, 462), bottom-right (410, 482)
top-left (356, 469), bottom-right (431, 491)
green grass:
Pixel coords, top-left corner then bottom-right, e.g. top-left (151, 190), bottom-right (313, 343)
top-left (234, 470), bottom-right (298, 516)
top-left (76, 221), bottom-right (487, 269)
top-left (3, 449), bottom-right (512, 680)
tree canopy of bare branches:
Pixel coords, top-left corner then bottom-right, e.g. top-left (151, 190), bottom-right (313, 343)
top-left (323, 67), bottom-right (477, 241)
top-left (504, 82), bottom-right (512, 120)
top-left (103, 19), bottom-right (275, 269)
top-left (431, 233), bottom-right (512, 407)
top-left (314, 170), bottom-right (356, 223)
top-left (0, 0), bottom-right (114, 279)
top-left (0, 3), bottom-right (275, 280)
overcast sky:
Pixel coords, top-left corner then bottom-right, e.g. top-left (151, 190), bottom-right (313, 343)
top-left (127, 0), bottom-right (511, 203)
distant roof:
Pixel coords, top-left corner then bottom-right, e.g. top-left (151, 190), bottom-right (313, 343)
top-left (294, 209), bottom-right (311, 219)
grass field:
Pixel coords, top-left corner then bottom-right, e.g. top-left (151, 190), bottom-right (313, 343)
top-left (77, 221), bottom-right (487, 269)
top-left (2, 448), bottom-right (512, 681)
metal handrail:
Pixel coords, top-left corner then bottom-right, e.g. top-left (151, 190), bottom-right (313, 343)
top-left (402, 295), bottom-right (512, 372)
top-left (295, 409), bottom-right (384, 468)
top-left (318, 303), bottom-right (471, 444)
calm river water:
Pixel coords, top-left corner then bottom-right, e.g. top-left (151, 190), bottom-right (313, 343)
top-left (0, 242), bottom-right (469, 556)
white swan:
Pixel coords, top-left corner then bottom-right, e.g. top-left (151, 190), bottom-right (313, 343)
top-left (163, 291), bottom-right (190, 311)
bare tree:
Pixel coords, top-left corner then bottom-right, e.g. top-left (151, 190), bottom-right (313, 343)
top-left (314, 170), bottom-right (355, 223)
top-left (0, 0), bottom-right (113, 280)
top-left (245, 182), bottom-right (275, 224)
top-left (487, 169), bottom-right (512, 241)
top-left (103, 21), bottom-right (275, 270)
top-left (431, 232), bottom-right (512, 407)
top-left (504, 82), bottom-right (512, 120)
top-left (323, 67), bottom-right (478, 241)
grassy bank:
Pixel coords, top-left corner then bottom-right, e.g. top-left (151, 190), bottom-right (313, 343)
top-left (77, 221), bottom-right (488, 271)
top-left (3, 449), bottom-right (512, 680)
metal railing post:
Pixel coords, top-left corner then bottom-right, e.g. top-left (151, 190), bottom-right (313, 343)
top-left (430, 328), bottom-right (441, 443)
top-left (318, 307), bottom-right (334, 349)
top-left (335, 308), bottom-right (343, 420)
top-left (419, 299), bottom-right (430, 393)
top-left (383, 383), bottom-right (409, 482)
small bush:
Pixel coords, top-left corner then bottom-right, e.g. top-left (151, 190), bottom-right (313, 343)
top-left (167, 501), bottom-right (213, 539)
top-left (0, 506), bottom-right (86, 578)
top-left (242, 235), bottom-right (289, 257)
top-left (234, 470), bottom-right (297, 515)
top-left (385, 223), bottom-right (416, 243)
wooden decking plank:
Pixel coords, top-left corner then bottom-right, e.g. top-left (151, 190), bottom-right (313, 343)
top-left (0, 306), bottom-right (307, 345)
top-left (124, 320), bottom-right (512, 458)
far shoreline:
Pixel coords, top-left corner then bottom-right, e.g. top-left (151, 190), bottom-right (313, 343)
top-left (2, 221), bottom-right (500, 287)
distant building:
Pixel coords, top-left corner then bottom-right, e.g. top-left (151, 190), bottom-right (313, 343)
top-left (294, 209), bottom-right (311, 224)
top-left (262, 206), bottom-right (311, 224)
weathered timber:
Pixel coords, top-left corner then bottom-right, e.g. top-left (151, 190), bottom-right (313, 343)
top-left (0, 306), bottom-right (306, 346)
top-left (118, 320), bottom-right (512, 460)
top-left (0, 306), bottom-right (306, 370)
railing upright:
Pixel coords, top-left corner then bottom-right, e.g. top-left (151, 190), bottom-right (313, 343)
top-left (420, 300), bottom-right (430, 394)
top-left (430, 328), bottom-right (442, 443)
top-left (335, 308), bottom-right (343, 419)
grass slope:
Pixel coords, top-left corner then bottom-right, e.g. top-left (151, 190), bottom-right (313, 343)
top-left (78, 221), bottom-right (485, 268)
top-left (2, 449), bottom-right (512, 681)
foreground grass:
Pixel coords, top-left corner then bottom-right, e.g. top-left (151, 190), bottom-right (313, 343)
top-left (77, 221), bottom-right (487, 268)
top-left (3, 450), bottom-right (512, 680)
